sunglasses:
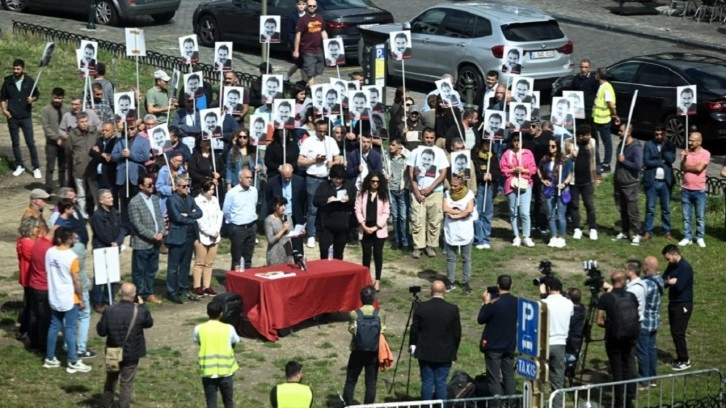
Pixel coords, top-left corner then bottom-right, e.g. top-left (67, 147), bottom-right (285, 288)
top-left (370, 179), bottom-right (380, 183)
top-left (307, 4), bottom-right (317, 8)
top-left (239, 135), bottom-right (249, 139)
top-left (549, 145), bottom-right (557, 148)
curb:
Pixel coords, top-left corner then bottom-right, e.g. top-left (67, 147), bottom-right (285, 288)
top-left (552, 13), bottom-right (726, 54)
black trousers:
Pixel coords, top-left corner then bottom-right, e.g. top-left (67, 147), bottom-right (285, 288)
top-left (361, 233), bottom-right (385, 280)
top-left (318, 227), bottom-right (348, 260)
top-left (45, 142), bottom-right (68, 191)
top-left (569, 182), bottom-right (597, 230)
top-left (30, 289), bottom-right (50, 350)
top-left (229, 223), bottom-right (256, 270)
top-left (202, 375), bottom-right (234, 408)
top-left (531, 174), bottom-right (548, 230)
top-left (668, 302), bottom-right (693, 362)
top-left (118, 183), bottom-right (140, 231)
top-left (342, 350), bottom-right (378, 405)
top-left (605, 339), bottom-right (636, 408)
top-left (614, 184), bottom-right (640, 236)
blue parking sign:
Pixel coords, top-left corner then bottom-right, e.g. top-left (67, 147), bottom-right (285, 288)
top-left (517, 298), bottom-right (540, 358)
top-left (375, 44), bottom-right (386, 59)
top-left (516, 357), bottom-right (539, 380)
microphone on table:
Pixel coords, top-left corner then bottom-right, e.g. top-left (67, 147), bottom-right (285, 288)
top-left (292, 249), bottom-right (307, 271)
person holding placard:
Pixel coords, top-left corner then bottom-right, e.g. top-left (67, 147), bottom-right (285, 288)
top-left (90, 189), bottom-right (125, 312)
top-left (612, 124), bottom-right (643, 246)
top-left (145, 70), bottom-right (176, 125)
top-left (1, 59), bottom-right (41, 179)
top-left (111, 121), bottom-right (151, 225)
top-left (471, 139), bottom-right (500, 250)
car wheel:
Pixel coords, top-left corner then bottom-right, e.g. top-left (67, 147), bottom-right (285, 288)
top-left (457, 64), bottom-right (484, 101)
top-left (95, 0), bottom-right (119, 26)
top-left (665, 115), bottom-right (686, 148)
top-left (2, 0), bottom-right (27, 12)
top-left (152, 12), bottom-right (175, 24)
top-left (197, 15), bottom-right (219, 47)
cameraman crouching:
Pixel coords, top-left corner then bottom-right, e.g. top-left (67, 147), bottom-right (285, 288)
top-left (539, 278), bottom-right (574, 408)
top-left (477, 275), bottom-right (518, 401)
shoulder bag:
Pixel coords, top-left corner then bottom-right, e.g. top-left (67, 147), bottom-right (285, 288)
top-left (105, 305), bottom-right (138, 373)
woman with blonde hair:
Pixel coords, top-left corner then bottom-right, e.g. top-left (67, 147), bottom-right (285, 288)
top-left (16, 217), bottom-right (43, 344)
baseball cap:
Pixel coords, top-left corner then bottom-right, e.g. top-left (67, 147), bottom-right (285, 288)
top-left (408, 105), bottom-right (420, 114)
top-left (154, 70), bottom-right (171, 82)
top-left (30, 188), bottom-right (50, 200)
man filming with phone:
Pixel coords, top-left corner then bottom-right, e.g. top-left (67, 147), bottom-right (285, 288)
top-left (477, 275), bottom-right (517, 402)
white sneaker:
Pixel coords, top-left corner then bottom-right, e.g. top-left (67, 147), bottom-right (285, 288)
top-left (548, 237), bottom-right (558, 247)
top-left (556, 238), bottom-right (567, 248)
top-left (12, 166), bottom-right (25, 177)
top-left (306, 237), bottom-right (316, 248)
top-left (43, 357), bottom-right (60, 368)
top-left (612, 232), bottom-right (628, 241)
top-left (696, 238), bottom-right (706, 248)
top-left (572, 228), bottom-right (583, 240)
top-left (512, 237), bottom-right (521, 247)
top-left (589, 229), bottom-right (598, 240)
top-left (522, 237), bottom-right (535, 247)
top-left (32, 168), bottom-right (42, 179)
top-left (631, 235), bottom-right (642, 246)
top-left (678, 238), bottom-right (692, 247)
top-left (475, 244), bottom-right (490, 250)
top-left (66, 360), bottom-right (92, 374)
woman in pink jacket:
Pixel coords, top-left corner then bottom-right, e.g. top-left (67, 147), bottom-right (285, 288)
top-left (499, 137), bottom-right (537, 247)
top-left (355, 171), bottom-right (390, 292)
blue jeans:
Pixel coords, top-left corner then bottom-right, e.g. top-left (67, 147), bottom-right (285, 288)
top-left (132, 247), bottom-right (160, 298)
top-left (636, 328), bottom-right (658, 386)
top-left (46, 305), bottom-right (79, 364)
top-left (545, 194), bottom-right (568, 238)
top-left (506, 187), bottom-right (532, 238)
top-left (8, 117), bottom-right (40, 169)
top-left (305, 176), bottom-right (325, 238)
top-left (595, 122), bottom-right (612, 169)
top-left (644, 180), bottom-right (671, 234)
top-left (681, 189), bottom-right (705, 240)
top-left (475, 183), bottom-right (494, 245)
top-left (77, 291), bottom-right (91, 353)
top-left (419, 360), bottom-right (451, 400)
top-left (166, 237), bottom-right (195, 295)
top-left (389, 189), bottom-right (410, 247)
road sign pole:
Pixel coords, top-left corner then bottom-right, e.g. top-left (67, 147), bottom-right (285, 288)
top-left (517, 298), bottom-right (549, 408)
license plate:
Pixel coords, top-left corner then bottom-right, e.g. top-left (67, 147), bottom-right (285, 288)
top-left (358, 23), bottom-right (379, 29)
top-left (529, 50), bottom-right (555, 60)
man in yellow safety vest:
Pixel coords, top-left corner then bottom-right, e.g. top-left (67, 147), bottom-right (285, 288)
top-left (592, 67), bottom-right (621, 174)
top-left (270, 361), bottom-right (314, 408)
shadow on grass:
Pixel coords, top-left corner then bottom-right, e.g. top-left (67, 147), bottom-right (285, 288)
top-left (77, 393), bottom-right (103, 407)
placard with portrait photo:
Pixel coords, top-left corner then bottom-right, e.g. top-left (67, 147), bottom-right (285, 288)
top-left (223, 87), bottom-right (245, 115)
top-left (362, 85), bottom-right (384, 113)
top-left (311, 84), bottom-right (325, 115)
top-left (183, 72), bottom-right (205, 98)
top-left (450, 151), bottom-right (471, 180)
top-left (214, 42), bottom-right (233, 72)
top-left (113, 92), bottom-right (136, 123)
top-left (323, 38), bottom-right (345, 67)
top-left (322, 84), bottom-right (342, 115)
top-left (78, 40), bottom-right (98, 76)
top-left (179, 35), bottom-right (200, 64)
top-left (249, 115), bottom-right (269, 146)
top-left (389, 31), bottom-right (412, 61)
top-left (169, 69), bottom-right (181, 101)
top-left (676, 85), bottom-right (697, 116)
top-left (259, 15), bottom-right (281, 43)
top-left (39, 42), bottom-right (56, 68)
top-left (148, 124), bottom-right (171, 155)
top-left (562, 90), bottom-right (585, 120)
top-left (551, 96), bottom-right (575, 129)
top-left (262, 74), bottom-right (284, 104)
top-left (371, 112), bottom-right (387, 139)
top-left (530, 90), bottom-right (541, 121)
top-left (483, 109), bottom-right (505, 140)
top-left (509, 75), bottom-right (534, 104)
top-left (508, 102), bottom-right (532, 133)
top-left (200, 108), bottom-right (222, 140)
top-left (348, 90), bottom-right (370, 121)
top-left (502, 46), bottom-right (523, 75)
top-left (273, 99), bottom-right (296, 129)
top-left (329, 78), bottom-right (348, 108)
top-left (435, 78), bottom-right (458, 108)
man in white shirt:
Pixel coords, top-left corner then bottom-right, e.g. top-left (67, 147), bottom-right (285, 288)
top-left (541, 277), bottom-right (573, 408)
top-left (625, 259), bottom-right (646, 322)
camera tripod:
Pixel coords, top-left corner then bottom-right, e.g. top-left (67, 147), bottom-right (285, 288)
top-left (388, 291), bottom-right (420, 398)
top-left (567, 292), bottom-right (604, 385)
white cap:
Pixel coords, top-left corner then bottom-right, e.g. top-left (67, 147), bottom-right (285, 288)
top-left (154, 70), bottom-right (170, 81)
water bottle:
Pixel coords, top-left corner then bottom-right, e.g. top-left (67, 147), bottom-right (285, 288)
top-left (327, 246), bottom-right (333, 260)
top-left (240, 257), bottom-right (245, 272)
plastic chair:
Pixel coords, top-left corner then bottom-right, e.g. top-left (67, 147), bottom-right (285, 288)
top-left (694, 0), bottom-right (721, 21)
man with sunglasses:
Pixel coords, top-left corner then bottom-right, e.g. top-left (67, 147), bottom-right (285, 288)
top-left (128, 174), bottom-right (165, 304)
top-left (293, 0), bottom-right (329, 86)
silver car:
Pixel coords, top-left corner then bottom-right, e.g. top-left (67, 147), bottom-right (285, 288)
top-left (360, 2), bottom-right (574, 94)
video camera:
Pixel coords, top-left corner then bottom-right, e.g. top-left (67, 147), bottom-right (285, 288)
top-left (408, 286), bottom-right (421, 295)
top-left (532, 260), bottom-right (554, 286)
top-left (583, 260), bottom-right (604, 293)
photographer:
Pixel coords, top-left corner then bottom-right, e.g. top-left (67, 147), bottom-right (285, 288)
top-left (539, 278), bottom-right (573, 408)
top-left (565, 288), bottom-right (585, 367)
top-left (477, 275), bottom-right (517, 400)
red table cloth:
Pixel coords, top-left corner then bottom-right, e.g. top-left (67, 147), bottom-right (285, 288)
top-left (225, 259), bottom-right (371, 341)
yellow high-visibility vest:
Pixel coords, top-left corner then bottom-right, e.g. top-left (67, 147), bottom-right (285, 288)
top-left (275, 382), bottom-right (313, 408)
top-left (592, 82), bottom-right (615, 125)
top-left (197, 320), bottom-right (239, 377)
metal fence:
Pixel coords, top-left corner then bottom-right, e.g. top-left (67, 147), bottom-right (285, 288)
top-left (11, 20), bottom-right (260, 89)
top-left (548, 368), bottom-right (724, 408)
top-left (347, 383), bottom-right (529, 408)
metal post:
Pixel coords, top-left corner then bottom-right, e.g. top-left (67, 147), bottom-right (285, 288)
top-left (87, 0), bottom-right (96, 30)
top-left (464, 76), bottom-right (475, 109)
top-left (261, 0), bottom-right (268, 62)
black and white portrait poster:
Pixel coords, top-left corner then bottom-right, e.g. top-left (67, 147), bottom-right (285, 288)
top-left (114, 92), bottom-right (136, 123)
top-left (200, 108), bottom-right (223, 150)
top-left (39, 42), bottom-right (56, 68)
top-left (214, 42), bottom-right (233, 72)
top-left (250, 115), bottom-right (268, 146)
top-left (78, 40), bottom-right (98, 76)
top-left (348, 90), bottom-right (370, 121)
top-left (323, 38), bottom-right (345, 67)
top-left (435, 78), bottom-right (458, 108)
top-left (259, 15), bottom-right (281, 43)
top-left (389, 31), bottom-right (412, 61)
top-left (677, 85), bottom-right (697, 116)
top-left (319, 85), bottom-right (339, 115)
top-left (169, 69), bottom-right (181, 100)
top-left (508, 102), bottom-right (532, 133)
top-left (531, 90), bottom-right (541, 121)
top-left (149, 124), bottom-right (171, 155)
top-left (371, 112), bottom-right (387, 139)
top-left (362, 85), bottom-right (384, 113)
top-left (451, 151), bottom-right (471, 180)
top-left (179, 35), bottom-right (200, 64)
top-left (124, 28), bottom-right (146, 57)
top-left (483, 109), bottom-right (505, 140)
top-left (562, 91), bottom-right (585, 120)
top-left (262, 74), bottom-right (284, 104)
top-left (223, 87), bottom-right (245, 115)
top-left (502, 46), bottom-right (523, 74)
top-left (412, 147), bottom-right (443, 185)
top-left (273, 99), bottom-right (296, 129)
top-left (183, 72), bottom-right (204, 98)
top-left (551, 97), bottom-right (575, 129)
top-left (510, 75), bottom-right (534, 103)
top-left (311, 84), bottom-right (325, 115)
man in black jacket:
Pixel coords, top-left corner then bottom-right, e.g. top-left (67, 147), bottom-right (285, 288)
top-left (409, 280), bottom-right (462, 400)
top-left (97, 282), bottom-right (154, 408)
top-left (570, 59), bottom-right (598, 125)
top-left (90, 189), bottom-right (126, 313)
top-left (1, 59), bottom-right (41, 178)
top-left (478, 275), bottom-right (518, 401)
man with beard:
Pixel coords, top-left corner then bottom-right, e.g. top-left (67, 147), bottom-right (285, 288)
top-left (90, 82), bottom-right (114, 123)
top-left (570, 59), bottom-right (598, 125)
top-left (275, 101), bottom-right (295, 128)
top-left (566, 125), bottom-right (600, 241)
top-left (41, 87), bottom-right (71, 192)
top-left (181, 37), bottom-right (199, 64)
top-left (215, 45), bottom-right (233, 71)
top-left (203, 112), bottom-right (222, 139)
top-left (111, 120), bottom-right (151, 225)
top-left (260, 18), bottom-right (281, 42)
top-left (293, 0), bottom-right (329, 85)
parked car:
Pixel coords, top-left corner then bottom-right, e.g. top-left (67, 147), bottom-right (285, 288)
top-left (358, 2), bottom-right (574, 96)
top-left (192, 0), bottom-right (393, 60)
top-left (552, 53), bottom-right (726, 148)
top-left (1, 0), bottom-right (180, 25)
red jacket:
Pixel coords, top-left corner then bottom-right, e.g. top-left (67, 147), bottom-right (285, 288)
top-left (17, 237), bottom-right (34, 287)
top-left (28, 236), bottom-right (53, 291)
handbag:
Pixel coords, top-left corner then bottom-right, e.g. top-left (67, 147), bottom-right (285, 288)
top-left (510, 177), bottom-right (529, 192)
top-left (105, 305), bottom-right (138, 373)
top-left (560, 187), bottom-right (572, 205)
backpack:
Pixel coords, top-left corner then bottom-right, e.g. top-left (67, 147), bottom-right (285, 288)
top-left (610, 291), bottom-right (640, 341)
top-left (353, 309), bottom-right (381, 351)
